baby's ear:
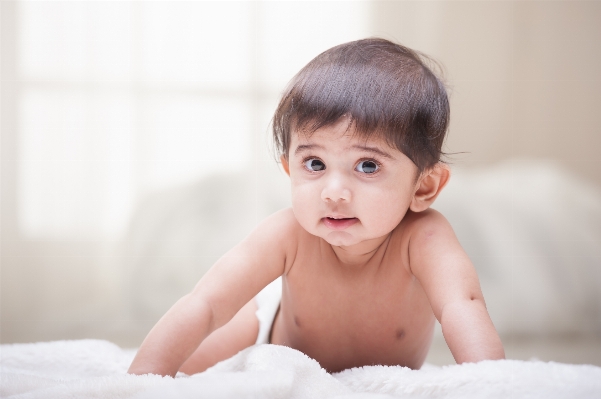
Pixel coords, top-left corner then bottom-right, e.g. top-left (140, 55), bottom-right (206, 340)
top-left (280, 155), bottom-right (290, 176)
top-left (410, 163), bottom-right (451, 212)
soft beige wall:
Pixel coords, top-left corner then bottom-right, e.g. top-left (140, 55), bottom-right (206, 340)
top-left (372, 1), bottom-right (601, 187)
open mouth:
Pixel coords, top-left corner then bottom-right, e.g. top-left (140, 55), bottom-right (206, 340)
top-left (322, 217), bottom-right (359, 230)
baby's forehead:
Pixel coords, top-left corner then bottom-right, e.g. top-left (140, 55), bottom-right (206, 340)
top-left (290, 127), bottom-right (399, 155)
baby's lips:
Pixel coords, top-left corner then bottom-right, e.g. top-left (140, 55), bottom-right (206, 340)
top-left (322, 217), bottom-right (359, 230)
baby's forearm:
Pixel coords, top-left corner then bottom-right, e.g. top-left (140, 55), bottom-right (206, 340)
top-left (127, 294), bottom-right (214, 377)
top-left (440, 299), bottom-right (505, 364)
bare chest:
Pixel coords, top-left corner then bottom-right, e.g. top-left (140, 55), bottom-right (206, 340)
top-left (270, 249), bottom-right (435, 372)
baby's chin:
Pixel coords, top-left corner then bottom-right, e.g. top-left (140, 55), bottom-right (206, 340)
top-left (320, 230), bottom-right (363, 247)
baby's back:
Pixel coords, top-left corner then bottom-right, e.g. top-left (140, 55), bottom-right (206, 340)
top-left (270, 216), bottom-right (435, 372)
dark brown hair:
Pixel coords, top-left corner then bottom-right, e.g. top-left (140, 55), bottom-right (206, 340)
top-left (272, 38), bottom-right (449, 172)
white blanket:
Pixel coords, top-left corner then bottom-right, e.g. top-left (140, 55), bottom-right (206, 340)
top-left (1, 340), bottom-right (600, 398)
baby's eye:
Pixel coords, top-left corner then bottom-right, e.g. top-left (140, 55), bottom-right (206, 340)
top-left (304, 158), bottom-right (326, 171)
top-left (355, 160), bottom-right (379, 174)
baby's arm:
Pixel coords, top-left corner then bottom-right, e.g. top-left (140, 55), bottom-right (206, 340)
top-left (127, 209), bottom-right (296, 376)
top-left (408, 210), bottom-right (505, 363)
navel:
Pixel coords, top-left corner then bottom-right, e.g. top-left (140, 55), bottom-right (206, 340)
top-left (395, 329), bottom-right (405, 340)
top-left (294, 316), bottom-right (302, 327)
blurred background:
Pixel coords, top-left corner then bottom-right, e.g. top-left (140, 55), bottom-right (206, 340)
top-left (1, 1), bottom-right (600, 367)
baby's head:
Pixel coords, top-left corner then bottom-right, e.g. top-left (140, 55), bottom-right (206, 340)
top-left (272, 38), bottom-right (451, 247)
top-left (273, 38), bottom-right (450, 175)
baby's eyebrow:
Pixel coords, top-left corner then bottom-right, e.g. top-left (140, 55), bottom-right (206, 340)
top-left (294, 144), bottom-right (323, 155)
top-left (293, 143), bottom-right (394, 159)
top-left (351, 145), bottom-right (394, 159)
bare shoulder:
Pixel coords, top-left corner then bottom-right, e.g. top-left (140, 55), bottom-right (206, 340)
top-left (402, 208), bottom-right (454, 240)
top-left (193, 208), bottom-right (303, 311)
top-left (401, 210), bottom-right (485, 322)
top-left (400, 209), bottom-right (462, 274)
top-left (252, 207), bottom-right (302, 241)
top-left (247, 208), bottom-right (303, 271)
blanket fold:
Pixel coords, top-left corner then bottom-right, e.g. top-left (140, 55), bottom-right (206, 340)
top-left (1, 340), bottom-right (600, 399)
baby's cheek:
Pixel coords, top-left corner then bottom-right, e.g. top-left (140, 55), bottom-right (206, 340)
top-left (369, 200), bottom-right (407, 231)
top-left (290, 194), bottom-right (318, 232)
top-left (371, 213), bottom-right (402, 233)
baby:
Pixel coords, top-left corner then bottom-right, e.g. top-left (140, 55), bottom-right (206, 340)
top-left (128, 38), bottom-right (505, 376)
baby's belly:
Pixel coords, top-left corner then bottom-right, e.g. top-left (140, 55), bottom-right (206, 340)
top-left (270, 298), bottom-right (436, 372)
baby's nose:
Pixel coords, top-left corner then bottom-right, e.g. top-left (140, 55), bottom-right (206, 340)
top-left (321, 173), bottom-right (351, 202)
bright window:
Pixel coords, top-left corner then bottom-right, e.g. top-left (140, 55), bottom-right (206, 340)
top-left (15, 1), bottom-right (369, 238)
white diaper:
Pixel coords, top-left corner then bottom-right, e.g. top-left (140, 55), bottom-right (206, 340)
top-left (254, 277), bottom-right (282, 345)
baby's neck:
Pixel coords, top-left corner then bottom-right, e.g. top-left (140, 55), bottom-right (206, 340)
top-left (328, 234), bottom-right (391, 268)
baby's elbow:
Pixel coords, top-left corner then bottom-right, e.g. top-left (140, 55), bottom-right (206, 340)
top-left (177, 292), bottom-right (218, 331)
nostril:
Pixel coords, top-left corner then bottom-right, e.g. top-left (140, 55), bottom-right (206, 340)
top-left (321, 182), bottom-right (351, 202)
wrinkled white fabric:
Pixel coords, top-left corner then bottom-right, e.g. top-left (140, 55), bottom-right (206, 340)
top-left (1, 339), bottom-right (600, 399)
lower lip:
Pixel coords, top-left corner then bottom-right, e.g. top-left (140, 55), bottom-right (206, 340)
top-left (322, 217), bottom-right (359, 230)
